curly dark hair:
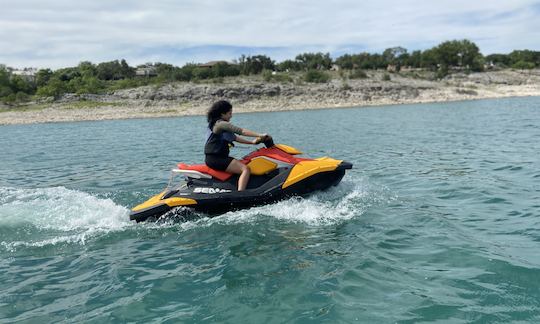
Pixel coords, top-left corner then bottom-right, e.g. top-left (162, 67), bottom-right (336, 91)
top-left (207, 100), bottom-right (232, 129)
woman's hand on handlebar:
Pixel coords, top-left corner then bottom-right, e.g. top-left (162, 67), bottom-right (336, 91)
top-left (253, 134), bottom-right (272, 144)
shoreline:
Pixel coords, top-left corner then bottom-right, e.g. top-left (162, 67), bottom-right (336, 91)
top-left (1, 70), bottom-right (540, 125)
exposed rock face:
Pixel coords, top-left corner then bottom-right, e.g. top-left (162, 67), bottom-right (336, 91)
top-left (112, 83), bottom-right (285, 102)
top-left (60, 69), bottom-right (539, 110)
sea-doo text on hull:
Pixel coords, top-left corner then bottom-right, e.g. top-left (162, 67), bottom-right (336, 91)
top-left (130, 140), bottom-right (352, 222)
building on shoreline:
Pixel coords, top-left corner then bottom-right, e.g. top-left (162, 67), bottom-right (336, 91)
top-left (135, 66), bottom-right (158, 77)
top-left (11, 68), bottom-right (38, 81)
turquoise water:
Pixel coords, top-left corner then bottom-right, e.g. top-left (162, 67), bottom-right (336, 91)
top-left (1, 97), bottom-right (539, 323)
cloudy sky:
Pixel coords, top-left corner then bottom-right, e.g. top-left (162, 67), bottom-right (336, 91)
top-left (1, 0), bottom-right (539, 69)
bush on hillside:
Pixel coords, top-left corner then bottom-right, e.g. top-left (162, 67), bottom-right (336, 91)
top-left (512, 60), bottom-right (535, 70)
top-left (349, 69), bottom-right (368, 79)
top-left (304, 70), bottom-right (330, 83)
top-left (263, 70), bottom-right (293, 83)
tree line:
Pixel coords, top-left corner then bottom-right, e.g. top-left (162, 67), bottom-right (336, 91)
top-left (1, 39), bottom-right (539, 104)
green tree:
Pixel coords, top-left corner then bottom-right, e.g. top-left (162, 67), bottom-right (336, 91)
top-left (54, 67), bottom-right (81, 81)
top-left (435, 41), bottom-right (460, 67)
top-left (69, 75), bottom-right (104, 94)
top-left (0, 65), bottom-right (13, 98)
top-left (508, 50), bottom-right (540, 67)
top-left (485, 53), bottom-right (511, 67)
top-left (420, 48), bottom-right (439, 70)
top-left (434, 39), bottom-right (484, 71)
top-left (10, 75), bottom-right (34, 94)
top-left (36, 77), bottom-right (68, 98)
top-left (120, 59), bottom-right (135, 78)
top-left (295, 52), bottom-right (332, 70)
top-left (407, 50), bottom-right (422, 68)
top-left (382, 47), bottom-right (408, 69)
top-left (351, 53), bottom-right (385, 70)
top-left (276, 59), bottom-right (302, 71)
top-left (96, 60), bottom-right (133, 80)
top-left (177, 63), bottom-right (198, 81)
top-left (211, 62), bottom-right (240, 78)
top-left (78, 61), bottom-right (97, 78)
top-left (192, 67), bottom-right (212, 80)
top-left (35, 69), bottom-right (53, 87)
top-left (154, 63), bottom-right (179, 82)
top-left (335, 54), bottom-right (354, 69)
top-left (239, 55), bottom-right (275, 75)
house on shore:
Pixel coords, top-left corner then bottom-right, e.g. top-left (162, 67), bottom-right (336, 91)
top-left (12, 68), bottom-right (38, 81)
top-left (135, 66), bottom-right (158, 77)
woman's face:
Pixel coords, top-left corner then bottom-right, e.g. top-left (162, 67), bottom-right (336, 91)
top-left (221, 109), bottom-right (232, 121)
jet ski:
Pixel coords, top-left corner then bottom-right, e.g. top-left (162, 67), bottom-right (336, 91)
top-left (130, 139), bottom-right (352, 222)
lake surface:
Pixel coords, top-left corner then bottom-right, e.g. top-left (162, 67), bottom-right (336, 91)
top-left (1, 97), bottom-right (539, 323)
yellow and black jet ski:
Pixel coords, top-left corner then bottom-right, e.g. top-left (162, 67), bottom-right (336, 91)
top-left (130, 139), bottom-right (352, 222)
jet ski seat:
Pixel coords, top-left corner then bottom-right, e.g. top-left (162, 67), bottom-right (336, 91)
top-left (177, 163), bottom-right (233, 181)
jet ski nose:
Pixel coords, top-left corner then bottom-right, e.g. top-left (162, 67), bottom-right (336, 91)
top-left (337, 161), bottom-right (353, 170)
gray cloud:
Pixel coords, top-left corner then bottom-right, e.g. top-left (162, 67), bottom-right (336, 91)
top-left (1, 0), bottom-right (539, 68)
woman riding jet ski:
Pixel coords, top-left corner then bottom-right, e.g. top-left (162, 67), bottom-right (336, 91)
top-left (204, 100), bottom-right (271, 192)
top-left (129, 101), bottom-right (352, 222)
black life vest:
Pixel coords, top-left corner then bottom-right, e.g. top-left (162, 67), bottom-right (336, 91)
top-left (204, 121), bottom-right (235, 156)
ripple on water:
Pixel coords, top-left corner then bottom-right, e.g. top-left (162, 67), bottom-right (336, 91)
top-left (2, 97), bottom-right (540, 322)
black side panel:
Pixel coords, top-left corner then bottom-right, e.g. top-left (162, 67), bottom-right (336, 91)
top-left (186, 169), bottom-right (292, 214)
top-left (188, 169), bottom-right (345, 215)
top-left (282, 169), bottom-right (346, 197)
top-left (129, 204), bottom-right (171, 223)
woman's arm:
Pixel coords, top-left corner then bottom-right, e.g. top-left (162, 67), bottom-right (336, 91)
top-left (235, 135), bottom-right (260, 145)
top-left (241, 128), bottom-right (265, 138)
top-left (214, 122), bottom-right (264, 138)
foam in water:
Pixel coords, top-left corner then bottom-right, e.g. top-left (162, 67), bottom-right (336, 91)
top-left (1, 177), bottom-right (395, 250)
top-left (0, 186), bottom-right (132, 250)
top-left (138, 179), bottom-right (376, 229)
top-left (190, 178), bottom-right (394, 227)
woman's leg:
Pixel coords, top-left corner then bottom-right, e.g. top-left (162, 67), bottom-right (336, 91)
top-left (225, 159), bottom-right (250, 191)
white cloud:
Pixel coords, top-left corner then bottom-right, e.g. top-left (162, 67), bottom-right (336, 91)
top-left (1, 0), bottom-right (539, 68)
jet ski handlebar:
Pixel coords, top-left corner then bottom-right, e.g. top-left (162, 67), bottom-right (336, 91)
top-left (263, 136), bottom-right (274, 148)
